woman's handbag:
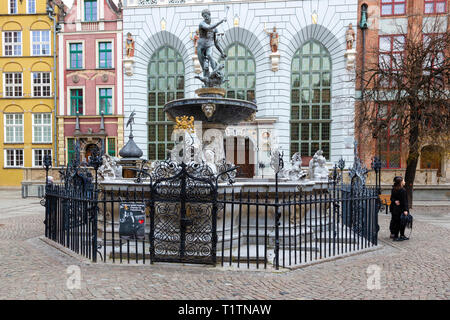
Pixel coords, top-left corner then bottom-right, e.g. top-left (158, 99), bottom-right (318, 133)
top-left (400, 212), bottom-right (413, 229)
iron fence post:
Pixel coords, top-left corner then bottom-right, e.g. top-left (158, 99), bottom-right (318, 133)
top-left (92, 190), bottom-right (98, 263)
top-left (273, 152), bottom-right (283, 270)
top-left (274, 170), bottom-right (280, 270)
top-left (211, 187), bottom-right (218, 266)
top-left (179, 162), bottom-right (187, 259)
top-left (371, 156), bottom-right (382, 245)
top-left (43, 154), bottom-right (52, 237)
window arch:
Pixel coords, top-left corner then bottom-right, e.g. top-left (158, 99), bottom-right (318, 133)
top-left (290, 40), bottom-right (331, 160)
top-left (147, 46), bottom-right (185, 160)
top-left (221, 43), bottom-right (256, 102)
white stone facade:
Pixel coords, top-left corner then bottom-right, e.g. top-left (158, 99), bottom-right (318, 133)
top-left (122, 0), bottom-right (358, 173)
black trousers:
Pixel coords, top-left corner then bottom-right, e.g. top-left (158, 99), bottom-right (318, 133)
top-left (391, 210), bottom-right (406, 238)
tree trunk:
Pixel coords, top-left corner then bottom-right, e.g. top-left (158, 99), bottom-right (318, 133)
top-left (404, 151), bottom-right (419, 209)
top-left (404, 124), bottom-right (420, 209)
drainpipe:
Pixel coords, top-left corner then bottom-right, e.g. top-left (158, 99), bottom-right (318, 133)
top-left (47, 3), bottom-right (60, 167)
top-left (359, 4), bottom-right (368, 99)
top-left (359, 4), bottom-right (369, 159)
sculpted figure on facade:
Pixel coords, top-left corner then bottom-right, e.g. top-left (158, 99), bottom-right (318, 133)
top-left (346, 23), bottom-right (355, 50)
top-left (308, 150), bottom-right (329, 181)
top-left (126, 32), bottom-right (135, 58)
top-left (190, 29), bottom-right (200, 55)
top-left (265, 25), bottom-right (279, 53)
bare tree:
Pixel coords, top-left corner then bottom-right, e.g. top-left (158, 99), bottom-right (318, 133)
top-left (357, 17), bottom-right (450, 207)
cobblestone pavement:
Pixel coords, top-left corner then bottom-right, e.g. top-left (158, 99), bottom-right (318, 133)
top-left (0, 189), bottom-right (449, 300)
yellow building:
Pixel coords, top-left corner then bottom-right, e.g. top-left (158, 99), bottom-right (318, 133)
top-left (0, 0), bottom-right (63, 186)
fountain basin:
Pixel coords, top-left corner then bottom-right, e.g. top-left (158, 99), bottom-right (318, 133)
top-left (163, 97), bottom-right (257, 125)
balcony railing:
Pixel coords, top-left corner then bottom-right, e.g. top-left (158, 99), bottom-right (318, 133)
top-left (81, 21), bottom-right (99, 31)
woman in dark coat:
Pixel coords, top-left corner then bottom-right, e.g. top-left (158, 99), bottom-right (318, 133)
top-left (390, 176), bottom-right (409, 241)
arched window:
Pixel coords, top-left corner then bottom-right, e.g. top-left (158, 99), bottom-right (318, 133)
top-left (221, 43), bottom-right (256, 102)
top-left (291, 40), bottom-right (331, 160)
top-left (148, 46), bottom-right (184, 160)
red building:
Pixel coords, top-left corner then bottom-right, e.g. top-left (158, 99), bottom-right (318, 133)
top-left (356, 0), bottom-right (449, 186)
top-left (57, 0), bottom-right (123, 164)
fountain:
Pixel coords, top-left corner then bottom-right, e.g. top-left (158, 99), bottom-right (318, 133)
top-left (163, 8), bottom-right (257, 172)
top-left (96, 8), bottom-right (339, 266)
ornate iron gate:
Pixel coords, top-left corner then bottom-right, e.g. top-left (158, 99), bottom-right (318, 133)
top-left (148, 161), bottom-right (221, 265)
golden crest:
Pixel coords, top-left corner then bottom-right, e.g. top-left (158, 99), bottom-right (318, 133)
top-left (174, 116), bottom-right (195, 133)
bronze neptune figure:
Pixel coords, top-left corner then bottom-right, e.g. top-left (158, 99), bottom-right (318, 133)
top-left (195, 8), bottom-right (228, 87)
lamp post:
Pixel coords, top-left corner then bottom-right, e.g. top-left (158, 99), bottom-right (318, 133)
top-left (359, 4), bottom-right (368, 99)
top-left (47, 3), bottom-right (62, 167)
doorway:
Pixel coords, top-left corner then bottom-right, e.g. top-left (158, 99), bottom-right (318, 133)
top-left (224, 137), bottom-right (254, 178)
top-left (85, 144), bottom-right (99, 163)
top-left (420, 145), bottom-right (443, 177)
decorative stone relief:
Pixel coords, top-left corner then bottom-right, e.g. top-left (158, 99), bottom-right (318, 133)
top-left (99, 154), bottom-right (123, 180)
top-left (202, 103), bottom-right (216, 119)
top-left (281, 152), bottom-right (307, 181)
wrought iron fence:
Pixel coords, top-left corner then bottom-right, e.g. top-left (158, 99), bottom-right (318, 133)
top-left (43, 150), bottom-right (382, 270)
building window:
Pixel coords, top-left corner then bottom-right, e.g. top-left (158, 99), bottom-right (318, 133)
top-left (67, 138), bottom-right (75, 164)
top-left (4, 113), bottom-right (23, 143)
top-left (148, 46), bottom-right (184, 160)
top-left (99, 88), bottom-right (113, 115)
top-left (378, 105), bottom-right (401, 168)
top-left (32, 113), bottom-right (52, 143)
top-left (70, 89), bottom-right (83, 115)
top-left (381, 0), bottom-right (406, 16)
top-left (423, 34), bottom-right (445, 72)
top-left (4, 73), bottom-right (22, 97)
top-left (3, 31), bottom-right (21, 56)
top-left (108, 138), bottom-right (116, 156)
top-left (9, 0), bottom-right (18, 14)
top-left (5, 149), bottom-right (23, 167)
top-left (220, 43), bottom-right (256, 102)
top-left (31, 30), bottom-right (50, 56)
top-left (32, 72), bottom-right (51, 97)
top-left (291, 41), bottom-right (332, 160)
top-left (98, 42), bottom-right (112, 68)
top-left (379, 35), bottom-right (405, 86)
top-left (27, 0), bottom-right (36, 14)
top-left (69, 43), bottom-right (83, 69)
top-left (425, 0), bottom-right (446, 14)
top-left (84, 0), bottom-right (97, 21)
top-left (33, 149), bottom-right (51, 167)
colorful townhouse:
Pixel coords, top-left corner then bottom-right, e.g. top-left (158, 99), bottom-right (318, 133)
top-left (57, 0), bottom-right (124, 165)
top-left (0, 0), bottom-right (63, 186)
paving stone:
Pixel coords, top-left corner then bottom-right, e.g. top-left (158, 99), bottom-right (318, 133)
top-left (0, 189), bottom-right (449, 299)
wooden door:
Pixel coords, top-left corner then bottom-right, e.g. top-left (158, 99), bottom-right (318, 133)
top-left (224, 137), bottom-right (254, 178)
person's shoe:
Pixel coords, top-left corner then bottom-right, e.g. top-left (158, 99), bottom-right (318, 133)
top-left (390, 234), bottom-right (395, 239)
top-left (393, 237), bottom-right (403, 241)
top-left (400, 236), bottom-right (409, 241)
